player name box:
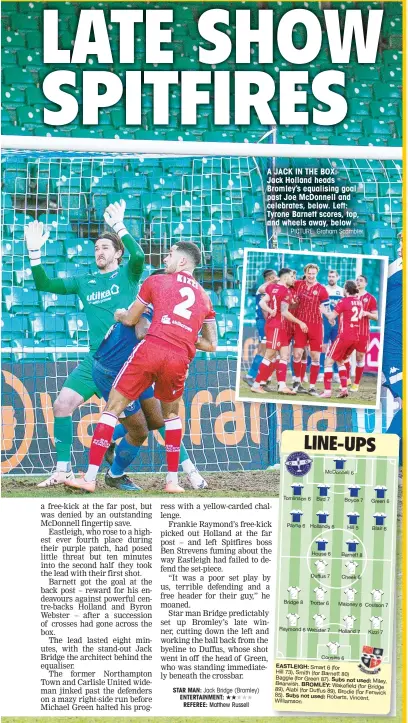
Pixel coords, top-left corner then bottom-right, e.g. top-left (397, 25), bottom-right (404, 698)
top-left (273, 431), bottom-right (399, 715)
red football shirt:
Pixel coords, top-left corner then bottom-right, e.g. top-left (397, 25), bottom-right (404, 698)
top-left (282, 287), bottom-right (297, 333)
top-left (265, 282), bottom-right (291, 326)
top-left (335, 296), bottom-right (363, 340)
top-left (137, 272), bottom-right (216, 359)
top-left (358, 291), bottom-right (377, 338)
top-left (294, 280), bottom-right (329, 324)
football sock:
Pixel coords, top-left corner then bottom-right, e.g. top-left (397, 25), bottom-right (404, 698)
top-left (338, 365), bottom-right (348, 389)
top-left (85, 412), bottom-right (117, 483)
top-left (355, 362), bottom-right (365, 385)
top-left (277, 360), bottom-right (288, 383)
top-left (54, 416), bottom-right (73, 472)
top-left (165, 417), bottom-right (183, 474)
top-left (248, 354), bottom-right (263, 378)
top-left (293, 360), bottom-right (302, 380)
top-left (324, 367), bottom-right (333, 391)
top-left (309, 362), bottom-right (320, 386)
top-left (253, 359), bottom-right (272, 387)
top-left (320, 352), bottom-right (325, 373)
top-left (110, 436), bottom-right (141, 477)
top-left (345, 360), bottom-right (351, 379)
top-left (158, 426), bottom-right (189, 466)
top-left (112, 423), bottom-right (127, 442)
top-left (300, 360), bottom-right (307, 382)
top-left (268, 358), bottom-right (279, 379)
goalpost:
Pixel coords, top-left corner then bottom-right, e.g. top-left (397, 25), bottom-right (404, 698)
top-left (1, 136), bottom-right (402, 476)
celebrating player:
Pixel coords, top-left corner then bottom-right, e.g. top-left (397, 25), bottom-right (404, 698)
top-left (245, 268), bottom-right (277, 384)
top-left (66, 242), bottom-right (217, 494)
top-left (250, 268), bottom-right (307, 395)
top-left (24, 202), bottom-right (145, 487)
top-left (320, 280), bottom-right (363, 399)
top-left (350, 274), bottom-right (378, 392)
top-left (320, 269), bottom-right (344, 381)
top-left (291, 263), bottom-right (332, 395)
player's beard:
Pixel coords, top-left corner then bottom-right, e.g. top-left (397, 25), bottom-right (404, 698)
top-left (96, 255), bottom-right (115, 271)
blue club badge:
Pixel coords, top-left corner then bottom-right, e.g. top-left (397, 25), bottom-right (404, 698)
top-left (286, 451), bottom-right (313, 477)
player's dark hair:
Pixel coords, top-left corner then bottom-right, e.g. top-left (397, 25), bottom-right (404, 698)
top-left (357, 274), bottom-right (368, 283)
top-left (95, 231), bottom-right (125, 264)
top-left (328, 269), bottom-right (339, 276)
top-left (345, 280), bottom-right (358, 295)
top-left (278, 267), bottom-right (292, 278)
top-left (174, 241), bottom-right (202, 268)
top-left (263, 268), bottom-right (275, 279)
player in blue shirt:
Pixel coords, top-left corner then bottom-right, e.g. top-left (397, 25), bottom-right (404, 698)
top-left (320, 269), bottom-right (343, 380)
top-left (91, 275), bottom-right (207, 492)
top-left (382, 241), bottom-right (402, 460)
top-left (245, 268), bottom-right (276, 384)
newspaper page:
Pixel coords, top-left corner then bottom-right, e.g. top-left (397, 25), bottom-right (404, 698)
top-left (1, 1), bottom-right (405, 722)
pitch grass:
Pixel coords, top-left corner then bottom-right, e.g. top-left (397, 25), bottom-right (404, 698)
top-left (239, 372), bottom-right (377, 406)
top-left (1, 469), bottom-right (280, 498)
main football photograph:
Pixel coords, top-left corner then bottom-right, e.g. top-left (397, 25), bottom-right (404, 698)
top-left (236, 248), bottom-right (388, 410)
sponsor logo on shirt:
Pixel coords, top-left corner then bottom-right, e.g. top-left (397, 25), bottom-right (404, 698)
top-left (86, 284), bottom-right (120, 303)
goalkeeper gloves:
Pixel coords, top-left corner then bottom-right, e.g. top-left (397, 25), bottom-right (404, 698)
top-left (104, 200), bottom-right (127, 237)
top-left (24, 220), bottom-right (49, 264)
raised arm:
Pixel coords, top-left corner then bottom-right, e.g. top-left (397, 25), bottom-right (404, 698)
top-left (25, 221), bottom-right (78, 294)
top-left (196, 320), bottom-right (218, 353)
top-left (104, 200), bottom-right (145, 281)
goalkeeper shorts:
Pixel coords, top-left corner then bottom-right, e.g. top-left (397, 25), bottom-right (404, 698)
top-left (62, 354), bottom-right (101, 401)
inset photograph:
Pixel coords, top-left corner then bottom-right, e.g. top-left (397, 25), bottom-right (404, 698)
top-left (236, 249), bottom-right (388, 409)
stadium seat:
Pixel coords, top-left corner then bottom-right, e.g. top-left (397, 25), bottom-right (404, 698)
top-left (3, 287), bottom-right (40, 314)
top-left (1, 314), bottom-right (29, 343)
top-left (29, 312), bottom-right (66, 341)
top-left (2, 29), bottom-right (26, 49)
top-left (232, 218), bottom-right (266, 244)
top-left (40, 293), bottom-right (78, 314)
top-left (65, 313), bottom-right (89, 343)
top-left (221, 289), bottom-right (241, 310)
top-left (64, 238), bottom-right (95, 261)
top-left (217, 313), bottom-right (240, 338)
top-left (373, 83), bottom-right (400, 100)
top-left (3, 65), bottom-right (37, 87)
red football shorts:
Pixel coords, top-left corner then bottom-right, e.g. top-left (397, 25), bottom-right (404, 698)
top-left (329, 335), bottom-right (359, 363)
top-left (113, 337), bottom-right (189, 403)
top-left (265, 322), bottom-right (289, 350)
top-left (355, 335), bottom-right (370, 354)
top-left (294, 321), bottom-right (323, 352)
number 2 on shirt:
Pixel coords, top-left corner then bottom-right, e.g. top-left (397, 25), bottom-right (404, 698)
top-left (350, 305), bottom-right (362, 322)
top-left (173, 287), bottom-right (196, 320)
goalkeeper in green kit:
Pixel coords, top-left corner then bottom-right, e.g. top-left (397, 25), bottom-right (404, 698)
top-left (24, 200), bottom-right (205, 489)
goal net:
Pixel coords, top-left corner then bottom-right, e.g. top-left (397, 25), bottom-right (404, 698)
top-left (1, 140), bottom-right (402, 476)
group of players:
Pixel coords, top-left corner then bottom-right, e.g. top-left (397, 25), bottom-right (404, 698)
top-left (24, 200), bottom-right (217, 494)
top-left (244, 263), bottom-right (378, 399)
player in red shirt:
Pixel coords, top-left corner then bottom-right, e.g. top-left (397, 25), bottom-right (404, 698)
top-left (69, 242), bottom-right (217, 494)
top-left (250, 268), bottom-right (307, 395)
top-left (350, 274), bottom-right (378, 392)
top-left (320, 280), bottom-right (363, 399)
top-left (292, 263), bottom-right (332, 396)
